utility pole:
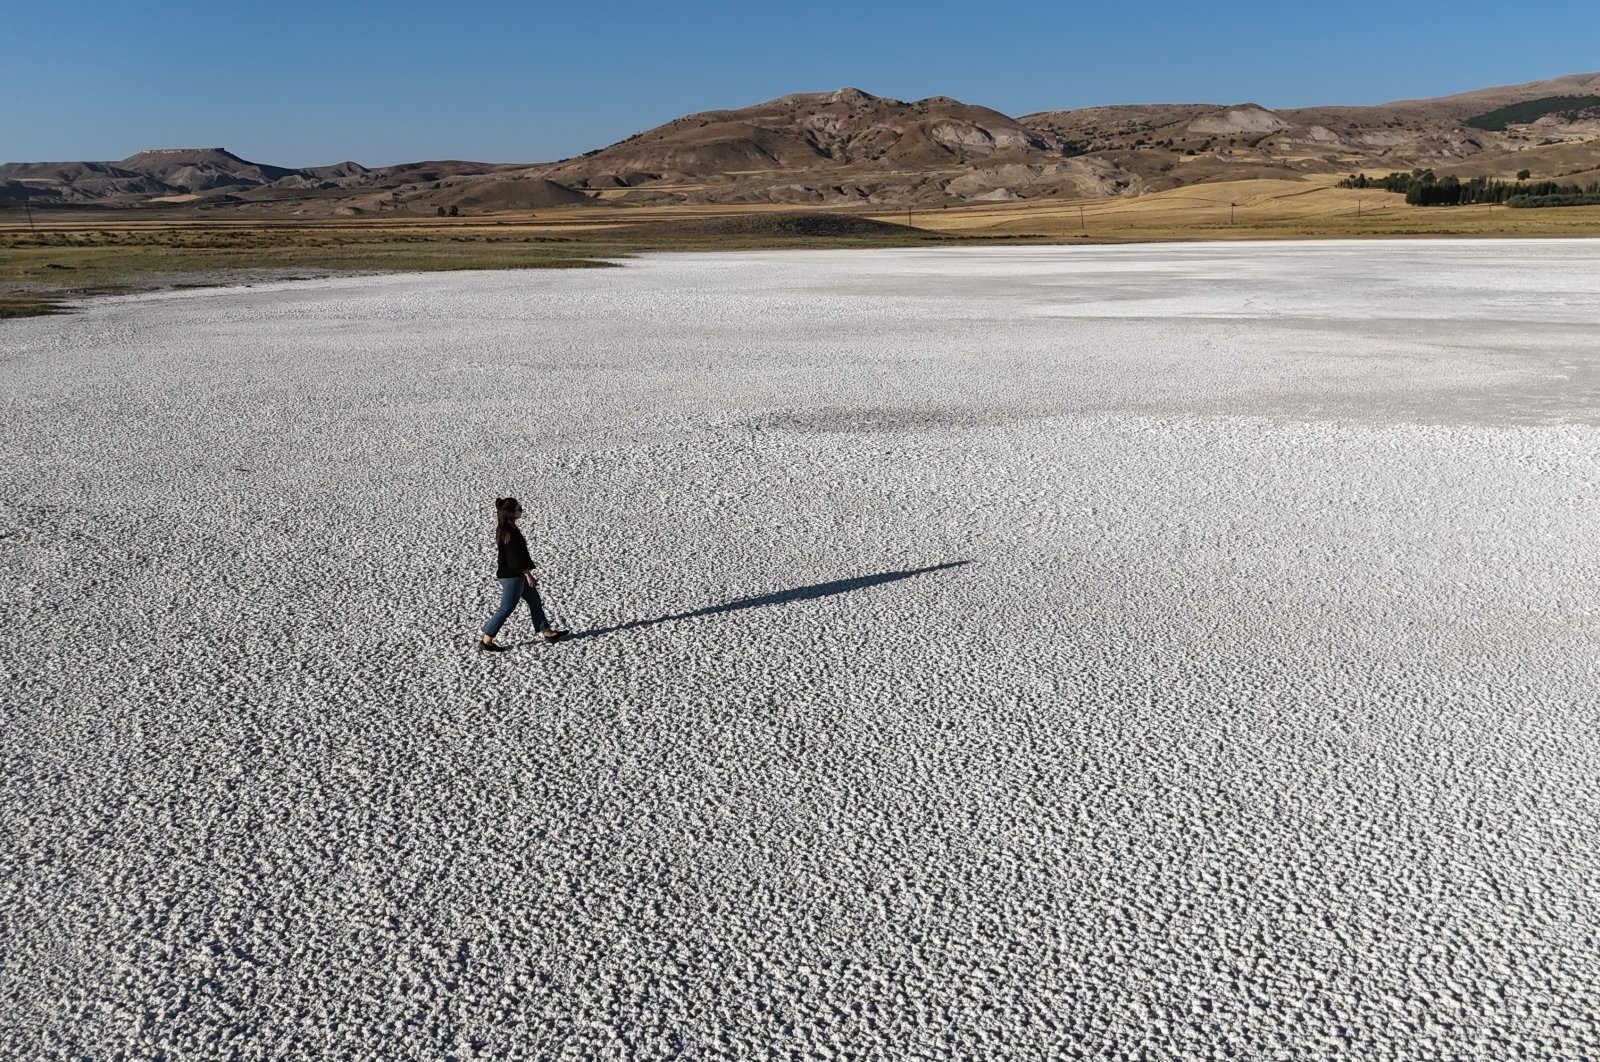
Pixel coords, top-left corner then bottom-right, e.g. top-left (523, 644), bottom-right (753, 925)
top-left (1079, 204), bottom-right (1086, 233)
top-left (22, 196), bottom-right (36, 235)
top-left (1230, 202), bottom-right (1236, 225)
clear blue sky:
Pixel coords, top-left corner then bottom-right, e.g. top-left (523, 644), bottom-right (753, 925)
top-left (5, 0), bottom-right (1597, 167)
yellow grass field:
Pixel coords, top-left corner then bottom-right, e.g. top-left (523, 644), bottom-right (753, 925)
top-left (869, 176), bottom-right (1600, 240)
top-left (569, 175), bottom-right (1600, 240)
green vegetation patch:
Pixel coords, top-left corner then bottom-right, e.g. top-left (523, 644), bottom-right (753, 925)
top-left (0, 229), bottom-right (622, 291)
top-left (1340, 170), bottom-right (1600, 206)
top-left (1464, 95), bottom-right (1600, 132)
top-left (1508, 193), bottom-right (1600, 209)
top-left (0, 219), bottom-right (968, 296)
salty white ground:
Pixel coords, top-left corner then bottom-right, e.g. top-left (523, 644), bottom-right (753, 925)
top-left (3, 239), bottom-right (1599, 1060)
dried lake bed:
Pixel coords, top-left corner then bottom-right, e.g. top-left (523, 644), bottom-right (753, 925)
top-left (3, 240), bottom-right (1598, 1059)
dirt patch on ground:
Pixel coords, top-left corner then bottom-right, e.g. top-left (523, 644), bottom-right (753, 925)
top-left (0, 295), bottom-right (73, 319)
top-left (630, 211), bottom-right (923, 239)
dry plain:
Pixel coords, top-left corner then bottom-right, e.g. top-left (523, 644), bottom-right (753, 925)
top-left (2, 240), bottom-right (1599, 1060)
top-left (7, 176), bottom-right (1600, 318)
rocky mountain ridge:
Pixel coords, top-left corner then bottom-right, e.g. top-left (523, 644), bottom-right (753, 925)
top-left (5, 74), bottom-right (1598, 214)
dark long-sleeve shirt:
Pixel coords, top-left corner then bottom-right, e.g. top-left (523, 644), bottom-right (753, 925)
top-left (496, 525), bottom-right (536, 578)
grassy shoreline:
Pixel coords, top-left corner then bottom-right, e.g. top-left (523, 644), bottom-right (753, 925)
top-left (0, 222), bottom-right (955, 317)
top-left (5, 188), bottom-right (1600, 319)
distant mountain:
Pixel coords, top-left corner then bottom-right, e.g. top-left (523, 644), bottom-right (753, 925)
top-left (115, 147), bottom-right (300, 189)
top-left (544, 87), bottom-right (1057, 174)
top-left (1020, 72), bottom-right (1600, 195)
top-left (0, 148), bottom-right (370, 204)
top-left (536, 87), bottom-right (1135, 206)
top-left (5, 73), bottom-right (1598, 214)
top-left (532, 76), bottom-right (1600, 206)
top-left (0, 149), bottom-right (569, 215)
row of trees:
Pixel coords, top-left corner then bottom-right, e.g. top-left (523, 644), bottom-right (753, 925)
top-left (1508, 191), bottom-right (1600, 208)
top-left (1339, 170), bottom-right (1600, 207)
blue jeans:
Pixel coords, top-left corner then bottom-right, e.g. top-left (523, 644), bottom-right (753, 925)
top-left (482, 577), bottom-right (549, 638)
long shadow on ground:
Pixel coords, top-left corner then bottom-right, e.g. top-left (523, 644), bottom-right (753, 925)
top-left (570, 560), bottom-right (972, 641)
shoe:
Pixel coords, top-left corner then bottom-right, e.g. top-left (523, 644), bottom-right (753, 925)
top-left (539, 629), bottom-right (568, 644)
top-left (477, 639), bottom-right (510, 653)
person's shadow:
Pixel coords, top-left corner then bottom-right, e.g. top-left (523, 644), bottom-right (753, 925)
top-left (570, 560), bottom-right (972, 641)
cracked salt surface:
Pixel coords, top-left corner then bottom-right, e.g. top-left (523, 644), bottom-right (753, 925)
top-left (3, 240), bottom-right (1599, 1059)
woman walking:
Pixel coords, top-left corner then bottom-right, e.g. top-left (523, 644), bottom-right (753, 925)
top-left (479, 496), bottom-right (566, 651)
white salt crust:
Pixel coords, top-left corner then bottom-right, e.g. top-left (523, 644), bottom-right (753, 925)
top-left (2, 240), bottom-right (1598, 1060)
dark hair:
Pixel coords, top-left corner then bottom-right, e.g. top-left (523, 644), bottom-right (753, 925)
top-left (494, 496), bottom-right (522, 545)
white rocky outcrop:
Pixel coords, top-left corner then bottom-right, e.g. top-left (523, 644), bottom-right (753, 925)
top-left (1188, 105), bottom-right (1290, 135)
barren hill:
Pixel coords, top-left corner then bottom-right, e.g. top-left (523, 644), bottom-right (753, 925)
top-left (1021, 74), bottom-right (1600, 195)
top-left (535, 87), bottom-right (1131, 207)
top-left (407, 176), bottom-right (600, 214)
top-left (116, 148), bottom-right (299, 190)
top-left (4, 73), bottom-right (1598, 215)
top-left (546, 87), bottom-right (1053, 175)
